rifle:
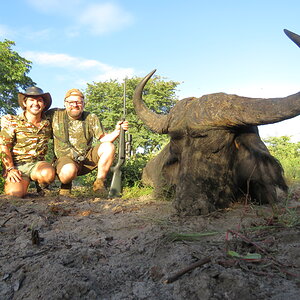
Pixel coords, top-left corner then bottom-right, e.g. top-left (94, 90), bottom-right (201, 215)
top-left (108, 78), bottom-right (129, 198)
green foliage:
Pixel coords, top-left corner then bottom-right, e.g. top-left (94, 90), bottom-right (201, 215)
top-left (264, 136), bottom-right (300, 181)
top-left (45, 139), bottom-right (55, 163)
top-left (0, 40), bottom-right (35, 115)
top-left (122, 183), bottom-right (154, 199)
top-left (121, 153), bottom-right (151, 186)
top-left (167, 231), bottom-right (219, 242)
top-left (76, 170), bottom-right (96, 189)
top-left (77, 153), bottom-right (152, 191)
top-left (275, 205), bottom-right (300, 227)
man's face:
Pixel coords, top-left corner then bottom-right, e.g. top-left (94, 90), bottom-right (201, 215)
top-left (24, 96), bottom-right (45, 115)
top-left (64, 95), bottom-right (85, 119)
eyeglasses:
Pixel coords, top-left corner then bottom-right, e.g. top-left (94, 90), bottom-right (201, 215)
top-left (65, 101), bottom-right (84, 106)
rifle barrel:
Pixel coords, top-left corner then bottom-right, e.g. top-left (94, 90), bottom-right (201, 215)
top-left (123, 78), bottom-right (127, 120)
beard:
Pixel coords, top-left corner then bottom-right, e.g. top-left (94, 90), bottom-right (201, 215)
top-left (66, 107), bottom-right (83, 119)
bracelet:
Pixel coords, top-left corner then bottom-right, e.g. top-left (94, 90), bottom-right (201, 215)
top-left (6, 166), bottom-right (16, 172)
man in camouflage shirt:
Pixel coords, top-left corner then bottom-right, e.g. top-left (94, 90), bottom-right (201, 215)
top-left (0, 87), bottom-right (55, 197)
top-left (47, 89), bottom-right (129, 196)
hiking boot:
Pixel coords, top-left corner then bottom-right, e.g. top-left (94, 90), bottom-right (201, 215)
top-left (93, 178), bottom-right (105, 191)
top-left (59, 182), bottom-right (72, 196)
top-left (93, 178), bottom-right (107, 197)
top-left (59, 189), bottom-right (72, 196)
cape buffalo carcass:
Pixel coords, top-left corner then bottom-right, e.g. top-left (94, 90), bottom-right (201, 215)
top-left (133, 69), bottom-right (300, 216)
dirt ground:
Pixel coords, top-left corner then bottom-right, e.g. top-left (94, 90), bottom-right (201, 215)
top-left (0, 185), bottom-right (299, 300)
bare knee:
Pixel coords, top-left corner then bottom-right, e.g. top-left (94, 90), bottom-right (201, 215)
top-left (39, 166), bottom-right (56, 184)
top-left (5, 181), bottom-right (29, 198)
top-left (6, 190), bottom-right (26, 198)
top-left (5, 186), bottom-right (26, 198)
top-left (31, 162), bottom-right (55, 184)
top-left (98, 142), bottom-right (115, 157)
top-left (58, 163), bottom-right (78, 183)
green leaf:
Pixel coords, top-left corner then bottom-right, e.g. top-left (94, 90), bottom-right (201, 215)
top-left (243, 253), bottom-right (262, 260)
top-left (227, 250), bottom-right (241, 258)
top-left (227, 251), bottom-right (262, 261)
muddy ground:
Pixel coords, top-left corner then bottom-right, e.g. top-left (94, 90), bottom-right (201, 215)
top-left (0, 185), bottom-right (299, 300)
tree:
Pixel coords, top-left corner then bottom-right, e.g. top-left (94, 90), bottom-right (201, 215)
top-left (264, 136), bottom-right (300, 181)
top-left (0, 40), bottom-right (35, 115)
top-left (84, 75), bottom-right (180, 155)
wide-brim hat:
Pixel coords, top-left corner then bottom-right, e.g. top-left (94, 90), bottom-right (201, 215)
top-left (18, 86), bottom-right (52, 111)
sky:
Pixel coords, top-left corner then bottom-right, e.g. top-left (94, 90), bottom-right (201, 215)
top-left (1, 0), bottom-right (300, 141)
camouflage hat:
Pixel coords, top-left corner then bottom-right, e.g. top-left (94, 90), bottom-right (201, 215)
top-left (18, 86), bottom-right (52, 111)
top-left (64, 88), bottom-right (84, 100)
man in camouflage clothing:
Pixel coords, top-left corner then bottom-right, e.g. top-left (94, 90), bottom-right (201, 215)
top-left (47, 89), bottom-right (129, 196)
top-left (0, 87), bottom-right (55, 197)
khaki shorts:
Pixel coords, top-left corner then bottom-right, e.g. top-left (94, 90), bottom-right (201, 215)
top-left (15, 161), bottom-right (46, 181)
top-left (55, 144), bottom-right (100, 176)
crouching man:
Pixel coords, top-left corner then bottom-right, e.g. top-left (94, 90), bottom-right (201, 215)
top-left (0, 87), bottom-right (55, 197)
top-left (47, 89), bottom-right (129, 196)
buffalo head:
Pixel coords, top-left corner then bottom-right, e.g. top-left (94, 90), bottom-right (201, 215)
top-left (133, 68), bottom-right (300, 215)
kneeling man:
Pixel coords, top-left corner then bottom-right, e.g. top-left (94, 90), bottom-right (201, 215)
top-left (0, 87), bottom-right (55, 197)
top-left (47, 89), bottom-right (128, 195)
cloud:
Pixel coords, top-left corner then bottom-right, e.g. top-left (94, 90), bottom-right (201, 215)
top-left (26, 1), bottom-right (133, 36)
top-left (78, 3), bottom-right (133, 35)
top-left (24, 51), bottom-right (79, 67)
top-left (23, 28), bottom-right (53, 40)
top-left (0, 23), bottom-right (52, 41)
top-left (26, 0), bottom-right (83, 14)
top-left (22, 50), bottom-right (134, 82)
top-left (226, 84), bottom-right (299, 98)
top-left (94, 68), bottom-right (134, 82)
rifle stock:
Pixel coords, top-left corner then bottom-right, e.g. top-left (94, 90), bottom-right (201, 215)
top-left (108, 126), bottom-right (125, 198)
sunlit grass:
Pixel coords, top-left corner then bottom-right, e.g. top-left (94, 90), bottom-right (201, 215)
top-left (122, 183), bottom-right (154, 199)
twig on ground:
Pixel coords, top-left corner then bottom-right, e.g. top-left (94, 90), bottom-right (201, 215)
top-left (279, 268), bottom-right (300, 278)
top-left (1, 216), bottom-right (14, 227)
top-left (227, 229), bottom-right (268, 254)
top-left (163, 257), bottom-right (211, 284)
top-left (20, 248), bottom-right (50, 259)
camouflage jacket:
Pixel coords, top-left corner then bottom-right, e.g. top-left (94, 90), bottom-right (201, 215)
top-left (0, 112), bottom-right (52, 164)
top-left (46, 108), bottom-right (104, 158)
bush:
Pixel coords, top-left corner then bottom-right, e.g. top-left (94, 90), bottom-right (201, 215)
top-left (264, 136), bottom-right (300, 182)
top-left (77, 152), bottom-right (150, 190)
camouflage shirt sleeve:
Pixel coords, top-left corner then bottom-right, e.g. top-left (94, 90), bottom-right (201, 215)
top-left (0, 115), bottom-right (18, 147)
top-left (88, 113), bottom-right (105, 140)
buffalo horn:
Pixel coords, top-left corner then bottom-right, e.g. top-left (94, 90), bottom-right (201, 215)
top-left (133, 69), bottom-right (169, 133)
top-left (284, 29), bottom-right (300, 48)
